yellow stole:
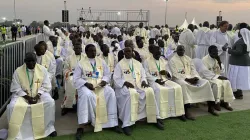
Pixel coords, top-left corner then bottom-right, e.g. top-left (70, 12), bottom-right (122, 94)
top-left (40, 54), bottom-right (51, 70)
top-left (147, 56), bottom-right (184, 118)
top-left (99, 54), bottom-right (115, 72)
top-left (54, 44), bottom-right (62, 56)
top-left (65, 54), bottom-right (85, 80)
top-left (79, 57), bottom-right (107, 132)
top-left (45, 50), bottom-right (54, 59)
top-left (172, 55), bottom-right (192, 76)
top-left (120, 58), bottom-right (157, 123)
top-left (8, 64), bottom-right (45, 140)
top-left (202, 55), bottom-right (221, 75)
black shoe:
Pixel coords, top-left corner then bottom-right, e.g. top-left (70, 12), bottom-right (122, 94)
top-left (158, 119), bottom-right (164, 125)
top-left (179, 115), bottom-right (187, 122)
top-left (208, 109), bottom-right (219, 116)
top-left (49, 131), bottom-right (57, 137)
top-left (75, 128), bottom-right (84, 140)
top-left (221, 102), bottom-right (233, 111)
top-left (53, 88), bottom-right (59, 100)
top-left (113, 126), bottom-right (123, 134)
top-left (155, 119), bottom-right (164, 130)
top-left (122, 127), bottom-right (132, 136)
top-left (61, 108), bottom-right (68, 116)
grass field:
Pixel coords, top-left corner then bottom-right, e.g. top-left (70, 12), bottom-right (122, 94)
top-left (44, 110), bottom-right (250, 140)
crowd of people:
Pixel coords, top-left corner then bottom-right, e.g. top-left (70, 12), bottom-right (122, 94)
top-left (5, 19), bottom-right (250, 140)
top-left (0, 24), bottom-right (41, 42)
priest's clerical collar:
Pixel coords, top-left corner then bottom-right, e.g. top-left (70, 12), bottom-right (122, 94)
top-left (27, 68), bottom-right (34, 72)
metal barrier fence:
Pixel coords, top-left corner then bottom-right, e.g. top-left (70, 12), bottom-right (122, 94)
top-left (0, 34), bottom-right (44, 116)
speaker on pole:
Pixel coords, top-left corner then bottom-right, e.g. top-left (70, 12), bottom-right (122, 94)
top-left (62, 10), bottom-right (69, 22)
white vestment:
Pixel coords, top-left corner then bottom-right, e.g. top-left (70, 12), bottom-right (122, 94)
top-left (62, 54), bottom-right (85, 109)
top-left (111, 27), bottom-right (121, 36)
top-left (7, 65), bottom-right (55, 140)
top-left (193, 58), bottom-right (235, 103)
top-left (150, 28), bottom-right (161, 38)
top-left (43, 25), bottom-right (54, 42)
top-left (195, 27), bottom-right (213, 59)
top-left (36, 53), bottom-right (56, 81)
top-left (113, 58), bottom-right (159, 128)
top-left (161, 27), bottom-right (170, 36)
top-left (179, 29), bottom-right (196, 58)
top-left (210, 29), bottom-right (233, 76)
top-left (143, 57), bottom-right (185, 118)
top-left (73, 58), bottom-right (118, 129)
top-left (169, 54), bottom-right (215, 104)
top-left (134, 27), bottom-right (148, 39)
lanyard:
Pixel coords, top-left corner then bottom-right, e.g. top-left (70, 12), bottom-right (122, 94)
top-left (91, 62), bottom-right (97, 72)
top-left (155, 61), bottom-right (161, 72)
top-left (129, 60), bottom-right (134, 73)
top-left (26, 68), bottom-right (33, 89)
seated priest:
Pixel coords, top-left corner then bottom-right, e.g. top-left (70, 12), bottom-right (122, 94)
top-left (61, 41), bottom-right (86, 116)
top-left (7, 52), bottom-right (56, 140)
top-left (169, 45), bottom-right (218, 120)
top-left (113, 47), bottom-right (164, 136)
top-left (201, 45), bottom-right (234, 111)
top-left (73, 44), bottom-right (121, 140)
top-left (143, 46), bottom-right (186, 121)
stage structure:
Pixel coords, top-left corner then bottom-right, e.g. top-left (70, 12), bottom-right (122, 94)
top-left (77, 7), bottom-right (150, 29)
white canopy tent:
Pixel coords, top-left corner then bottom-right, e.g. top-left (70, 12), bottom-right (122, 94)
top-left (191, 18), bottom-right (200, 29)
top-left (178, 19), bottom-right (189, 30)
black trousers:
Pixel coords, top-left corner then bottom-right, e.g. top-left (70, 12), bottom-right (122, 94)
top-left (2, 34), bottom-right (5, 41)
top-left (12, 33), bottom-right (17, 41)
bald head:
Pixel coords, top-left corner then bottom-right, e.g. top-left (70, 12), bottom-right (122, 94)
top-left (24, 52), bottom-right (37, 69)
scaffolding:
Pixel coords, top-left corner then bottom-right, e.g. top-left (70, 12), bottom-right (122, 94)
top-left (77, 7), bottom-right (150, 28)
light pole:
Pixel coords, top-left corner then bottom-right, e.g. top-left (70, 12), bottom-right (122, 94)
top-left (14, 0), bottom-right (17, 24)
top-left (164, 0), bottom-right (169, 25)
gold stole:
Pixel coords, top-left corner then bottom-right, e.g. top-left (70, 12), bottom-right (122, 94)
top-left (147, 57), bottom-right (184, 118)
top-left (45, 50), bottom-right (54, 59)
top-left (120, 59), bottom-right (157, 123)
top-left (99, 54), bottom-right (115, 72)
top-left (202, 55), bottom-right (221, 75)
top-left (54, 44), bottom-right (62, 56)
top-left (79, 57), bottom-right (107, 132)
top-left (173, 55), bottom-right (191, 76)
top-left (8, 64), bottom-right (45, 140)
top-left (41, 53), bottom-right (51, 70)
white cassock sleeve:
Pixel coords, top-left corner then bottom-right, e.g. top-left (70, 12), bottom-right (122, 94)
top-left (60, 47), bottom-right (67, 60)
top-left (101, 60), bottom-right (112, 83)
top-left (38, 68), bottom-right (52, 94)
top-left (43, 26), bottom-right (54, 37)
top-left (143, 61), bottom-right (157, 84)
top-left (210, 32), bottom-right (224, 53)
top-left (113, 64), bottom-right (126, 88)
top-left (190, 60), bottom-right (201, 78)
top-left (140, 64), bottom-right (147, 83)
top-left (48, 58), bottom-right (56, 81)
top-left (73, 63), bottom-right (86, 90)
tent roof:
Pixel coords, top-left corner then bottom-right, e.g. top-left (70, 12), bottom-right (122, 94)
top-left (191, 18), bottom-right (200, 28)
top-left (178, 19), bottom-right (189, 30)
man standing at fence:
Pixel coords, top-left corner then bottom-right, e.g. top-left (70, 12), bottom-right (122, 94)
top-left (6, 52), bottom-right (57, 140)
top-left (11, 24), bottom-right (18, 41)
top-left (43, 20), bottom-right (54, 42)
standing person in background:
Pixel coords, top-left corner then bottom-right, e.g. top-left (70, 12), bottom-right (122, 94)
top-left (1, 25), bottom-right (7, 42)
top-left (18, 25), bottom-right (21, 38)
top-left (11, 24), bottom-right (18, 41)
top-left (43, 20), bottom-right (55, 42)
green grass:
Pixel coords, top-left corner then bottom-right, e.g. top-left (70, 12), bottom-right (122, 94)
top-left (44, 110), bottom-right (250, 140)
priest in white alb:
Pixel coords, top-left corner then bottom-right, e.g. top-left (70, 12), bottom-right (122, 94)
top-left (43, 20), bottom-right (54, 42)
top-left (143, 46), bottom-right (186, 121)
top-left (179, 24), bottom-right (196, 58)
top-left (161, 24), bottom-right (171, 37)
top-left (7, 53), bottom-right (56, 140)
top-left (195, 21), bottom-right (214, 59)
top-left (169, 45), bottom-right (218, 119)
top-left (210, 21), bottom-right (233, 76)
top-left (61, 41), bottom-right (86, 116)
top-left (134, 23), bottom-right (148, 41)
top-left (73, 44), bottom-right (121, 140)
top-left (113, 47), bottom-right (164, 136)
